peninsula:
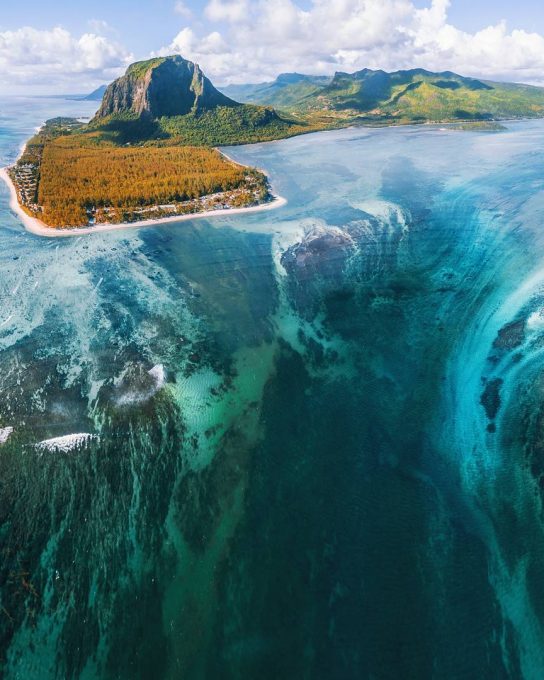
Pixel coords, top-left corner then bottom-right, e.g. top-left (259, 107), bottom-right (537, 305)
top-left (5, 55), bottom-right (544, 233)
top-left (4, 56), bottom-right (303, 231)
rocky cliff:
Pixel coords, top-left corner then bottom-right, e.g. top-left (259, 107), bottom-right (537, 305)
top-left (94, 55), bottom-right (237, 120)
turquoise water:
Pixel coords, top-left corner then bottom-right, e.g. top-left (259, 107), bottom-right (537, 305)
top-left (2, 98), bottom-right (544, 678)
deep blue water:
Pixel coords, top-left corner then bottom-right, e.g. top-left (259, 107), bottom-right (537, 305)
top-left (2, 98), bottom-right (544, 678)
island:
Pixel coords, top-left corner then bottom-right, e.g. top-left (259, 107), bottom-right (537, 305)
top-left (4, 55), bottom-right (544, 233)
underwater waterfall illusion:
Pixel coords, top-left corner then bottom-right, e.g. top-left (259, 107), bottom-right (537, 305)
top-left (2, 98), bottom-right (544, 678)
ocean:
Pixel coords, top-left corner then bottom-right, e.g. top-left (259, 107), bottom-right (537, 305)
top-left (1, 97), bottom-right (544, 678)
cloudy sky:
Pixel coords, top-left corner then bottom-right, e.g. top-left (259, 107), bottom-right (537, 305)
top-left (1, 0), bottom-right (544, 94)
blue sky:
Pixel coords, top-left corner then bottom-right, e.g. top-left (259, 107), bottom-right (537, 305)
top-left (1, 0), bottom-right (544, 93)
top-left (417, 0), bottom-right (544, 33)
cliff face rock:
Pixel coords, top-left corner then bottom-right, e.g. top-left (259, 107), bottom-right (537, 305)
top-left (94, 55), bottom-right (238, 120)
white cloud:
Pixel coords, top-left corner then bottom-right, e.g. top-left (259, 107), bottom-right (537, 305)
top-left (158, 0), bottom-right (544, 86)
top-left (0, 26), bottom-right (132, 94)
top-left (174, 1), bottom-right (193, 19)
top-left (205, 0), bottom-right (250, 23)
top-left (169, 27), bottom-right (196, 55)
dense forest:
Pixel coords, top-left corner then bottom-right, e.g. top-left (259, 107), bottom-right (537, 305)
top-left (38, 143), bottom-right (257, 226)
top-left (155, 106), bottom-right (313, 145)
top-left (10, 120), bottom-right (271, 228)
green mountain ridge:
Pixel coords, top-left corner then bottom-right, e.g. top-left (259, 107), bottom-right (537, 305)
top-left (219, 67), bottom-right (544, 123)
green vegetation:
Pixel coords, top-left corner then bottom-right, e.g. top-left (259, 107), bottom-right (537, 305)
top-left (126, 57), bottom-right (168, 79)
top-left (448, 121), bottom-right (508, 131)
top-left (85, 106), bottom-right (314, 147)
top-left (355, 77), bottom-right (544, 123)
top-left (19, 117), bottom-right (85, 165)
top-left (223, 68), bottom-right (544, 124)
top-left (156, 106), bottom-right (313, 145)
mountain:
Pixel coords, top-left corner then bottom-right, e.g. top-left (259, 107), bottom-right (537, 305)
top-left (94, 55), bottom-right (237, 120)
top-left (61, 85), bottom-right (107, 102)
top-left (306, 68), bottom-right (544, 121)
top-left (221, 68), bottom-right (544, 123)
top-left (8, 55), bottom-right (313, 228)
top-left (82, 84), bottom-right (108, 101)
top-left (89, 55), bottom-right (307, 145)
top-left (220, 73), bottom-right (332, 109)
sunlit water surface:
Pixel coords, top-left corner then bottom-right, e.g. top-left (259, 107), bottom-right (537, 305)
top-left (2, 97), bottom-right (544, 678)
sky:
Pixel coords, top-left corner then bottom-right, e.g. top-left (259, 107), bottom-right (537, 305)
top-left (1, 0), bottom-right (544, 94)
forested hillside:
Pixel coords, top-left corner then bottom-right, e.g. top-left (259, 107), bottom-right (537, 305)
top-left (10, 117), bottom-right (272, 227)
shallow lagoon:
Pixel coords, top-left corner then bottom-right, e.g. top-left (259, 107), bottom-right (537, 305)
top-left (2, 97), bottom-right (544, 678)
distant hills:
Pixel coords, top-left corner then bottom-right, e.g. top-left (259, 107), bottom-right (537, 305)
top-left (82, 84), bottom-right (108, 101)
top-left (62, 85), bottom-right (107, 102)
top-left (220, 73), bottom-right (333, 109)
top-left (219, 68), bottom-right (544, 124)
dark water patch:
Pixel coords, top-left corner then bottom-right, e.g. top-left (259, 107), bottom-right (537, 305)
top-left (207, 341), bottom-right (511, 678)
top-left (493, 319), bottom-right (526, 351)
top-left (480, 378), bottom-right (504, 421)
top-left (173, 426), bottom-right (251, 554)
top-left (140, 223), bottom-right (279, 352)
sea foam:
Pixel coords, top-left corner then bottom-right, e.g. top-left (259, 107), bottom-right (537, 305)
top-left (36, 433), bottom-right (98, 453)
top-left (148, 364), bottom-right (166, 388)
top-left (115, 363), bottom-right (166, 406)
top-left (0, 427), bottom-right (13, 445)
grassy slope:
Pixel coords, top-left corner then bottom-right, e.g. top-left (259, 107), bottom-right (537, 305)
top-left (156, 106), bottom-right (319, 145)
top-left (320, 73), bottom-right (544, 122)
top-left (125, 57), bottom-right (168, 79)
top-left (383, 81), bottom-right (544, 121)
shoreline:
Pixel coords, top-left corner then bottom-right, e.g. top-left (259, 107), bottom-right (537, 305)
top-left (0, 149), bottom-right (287, 238)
